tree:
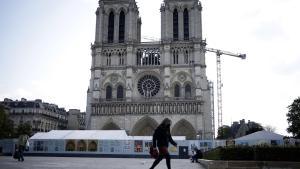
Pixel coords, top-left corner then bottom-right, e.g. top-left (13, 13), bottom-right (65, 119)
top-left (246, 123), bottom-right (264, 135)
top-left (287, 97), bottom-right (300, 138)
top-left (264, 125), bottom-right (276, 133)
top-left (16, 122), bottom-right (32, 136)
top-left (0, 105), bottom-right (15, 138)
top-left (217, 125), bottom-right (232, 139)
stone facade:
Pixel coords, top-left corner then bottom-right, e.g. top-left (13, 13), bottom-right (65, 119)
top-left (86, 0), bottom-right (212, 139)
top-left (67, 109), bottom-right (86, 130)
top-left (1, 98), bottom-right (68, 133)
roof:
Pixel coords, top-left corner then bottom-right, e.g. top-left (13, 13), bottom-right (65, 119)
top-left (235, 130), bottom-right (284, 141)
top-left (128, 136), bottom-right (185, 140)
top-left (30, 130), bottom-right (128, 140)
top-left (1, 99), bottom-right (67, 114)
top-left (30, 130), bottom-right (186, 140)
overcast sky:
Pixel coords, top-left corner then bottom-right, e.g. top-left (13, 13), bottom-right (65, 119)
top-left (0, 0), bottom-right (299, 136)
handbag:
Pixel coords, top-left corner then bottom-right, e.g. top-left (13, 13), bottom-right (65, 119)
top-left (149, 146), bottom-right (159, 159)
top-left (25, 141), bottom-right (30, 151)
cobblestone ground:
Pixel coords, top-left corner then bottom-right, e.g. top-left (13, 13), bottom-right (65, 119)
top-left (0, 156), bottom-right (205, 169)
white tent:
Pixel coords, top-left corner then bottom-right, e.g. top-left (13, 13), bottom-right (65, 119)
top-left (235, 130), bottom-right (284, 146)
top-left (30, 130), bottom-right (186, 141)
top-left (26, 130), bottom-right (217, 156)
top-left (235, 130), bottom-right (284, 141)
top-left (30, 130), bottom-right (129, 140)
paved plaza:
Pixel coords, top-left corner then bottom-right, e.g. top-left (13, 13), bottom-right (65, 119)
top-left (0, 156), bottom-right (205, 169)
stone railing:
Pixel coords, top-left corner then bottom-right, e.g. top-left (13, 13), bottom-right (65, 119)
top-left (91, 99), bottom-right (203, 116)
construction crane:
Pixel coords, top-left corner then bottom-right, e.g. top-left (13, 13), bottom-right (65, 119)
top-left (205, 47), bottom-right (246, 132)
top-left (208, 81), bottom-right (215, 139)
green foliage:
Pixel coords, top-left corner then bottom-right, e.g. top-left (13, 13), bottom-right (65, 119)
top-left (219, 146), bottom-right (254, 160)
top-left (255, 146), bottom-right (300, 161)
top-left (204, 146), bottom-right (300, 162)
top-left (202, 148), bottom-right (221, 160)
top-left (217, 125), bottom-right (232, 139)
top-left (0, 105), bottom-right (33, 138)
top-left (0, 105), bottom-right (15, 138)
top-left (217, 121), bottom-right (264, 139)
top-left (287, 97), bottom-right (300, 138)
top-left (246, 125), bottom-right (264, 135)
top-left (17, 122), bottom-right (32, 136)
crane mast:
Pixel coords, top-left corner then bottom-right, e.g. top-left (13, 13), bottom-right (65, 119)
top-left (205, 47), bottom-right (246, 132)
top-left (209, 81), bottom-right (215, 139)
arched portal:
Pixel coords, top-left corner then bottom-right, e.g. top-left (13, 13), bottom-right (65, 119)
top-left (171, 119), bottom-right (196, 140)
top-left (102, 121), bottom-right (121, 130)
top-left (131, 116), bottom-right (158, 136)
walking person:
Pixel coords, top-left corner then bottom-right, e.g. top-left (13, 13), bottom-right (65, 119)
top-left (17, 134), bottom-right (29, 162)
top-left (13, 144), bottom-right (19, 160)
top-left (149, 118), bottom-right (177, 169)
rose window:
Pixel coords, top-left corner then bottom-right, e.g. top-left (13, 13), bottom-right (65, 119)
top-left (137, 75), bottom-right (160, 97)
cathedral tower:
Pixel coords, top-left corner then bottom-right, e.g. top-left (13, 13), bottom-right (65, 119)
top-left (86, 0), bottom-right (212, 140)
top-left (161, 0), bottom-right (202, 42)
top-left (94, 0), bottom-right (141, 44)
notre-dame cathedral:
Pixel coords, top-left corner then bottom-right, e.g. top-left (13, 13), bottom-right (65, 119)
top-left (86, 0), bottom-right (212, 140)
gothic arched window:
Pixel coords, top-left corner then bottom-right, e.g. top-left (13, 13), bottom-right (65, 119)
top-left (185, 84), bottom-right (191, 98)
top-left (173, 50), bottom-right (178, 64)
top-left (184, 8), bottom-right (189, 40)
top-left (184, 50), bottom-right (189, 64)
top-left (119, 11), bottom-right (125, 43)
top-left (136, 50), bottom-right (142, 65)
top-left (118, 53), bottom-right (124, 65)
top-left (106, 85), bottom-right (112, 100)
top-left (174, 84), bottom-right (180, 97)
top-left (107, 53), bottom-right (111, 66)
top-left (117, 85), bottom-right (124, 99)
top-left (173, 9), bottom-right (179, 41)
top-left (108, 11), bottom-right (115, 43)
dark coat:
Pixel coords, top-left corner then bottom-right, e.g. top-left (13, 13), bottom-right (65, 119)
top-left (152, 126), bottom-right (177, 148)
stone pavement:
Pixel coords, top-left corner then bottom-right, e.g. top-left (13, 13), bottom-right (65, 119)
top-left (0, 156), bottom-right (205, 169)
